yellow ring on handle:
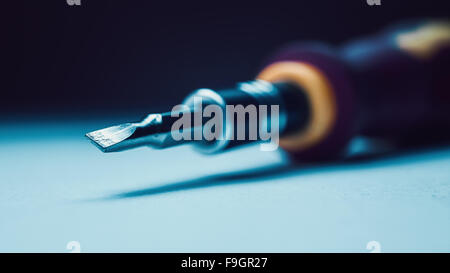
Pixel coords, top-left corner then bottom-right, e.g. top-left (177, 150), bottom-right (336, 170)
top-left (257, 61), bottom-right (337, 152)
top-left (396, 21), bottom-right (450, 60)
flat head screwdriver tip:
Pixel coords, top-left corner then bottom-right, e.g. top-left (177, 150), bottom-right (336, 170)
top-left (85, 113), bottom-right (192, 152)
top-left (85, 123), bottom-right (138, 153)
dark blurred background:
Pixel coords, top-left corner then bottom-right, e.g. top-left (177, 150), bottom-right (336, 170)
top-left (6, 0), bottom-right (449, 120)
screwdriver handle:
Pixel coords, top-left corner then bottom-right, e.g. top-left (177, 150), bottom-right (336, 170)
top-left (258, 20), bottom-right (450, 160)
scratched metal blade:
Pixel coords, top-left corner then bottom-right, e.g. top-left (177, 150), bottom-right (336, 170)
top-left (86, 113), bottom-right (191, 152)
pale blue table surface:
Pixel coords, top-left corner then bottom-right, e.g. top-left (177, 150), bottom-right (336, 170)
top-left (0, 119), bottom-right (449, 252)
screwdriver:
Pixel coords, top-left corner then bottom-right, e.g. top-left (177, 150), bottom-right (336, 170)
top-left (86, 21), bottom-right (450, 160)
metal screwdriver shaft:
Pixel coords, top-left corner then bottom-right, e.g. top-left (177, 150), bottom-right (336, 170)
top-left (85, 111), bottom-right (196, 152)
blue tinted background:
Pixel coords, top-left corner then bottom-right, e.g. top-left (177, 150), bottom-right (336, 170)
top-left (3, 0), bottom-right (450, 252)
top-left (1, 119), bottom-right (449, 252)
